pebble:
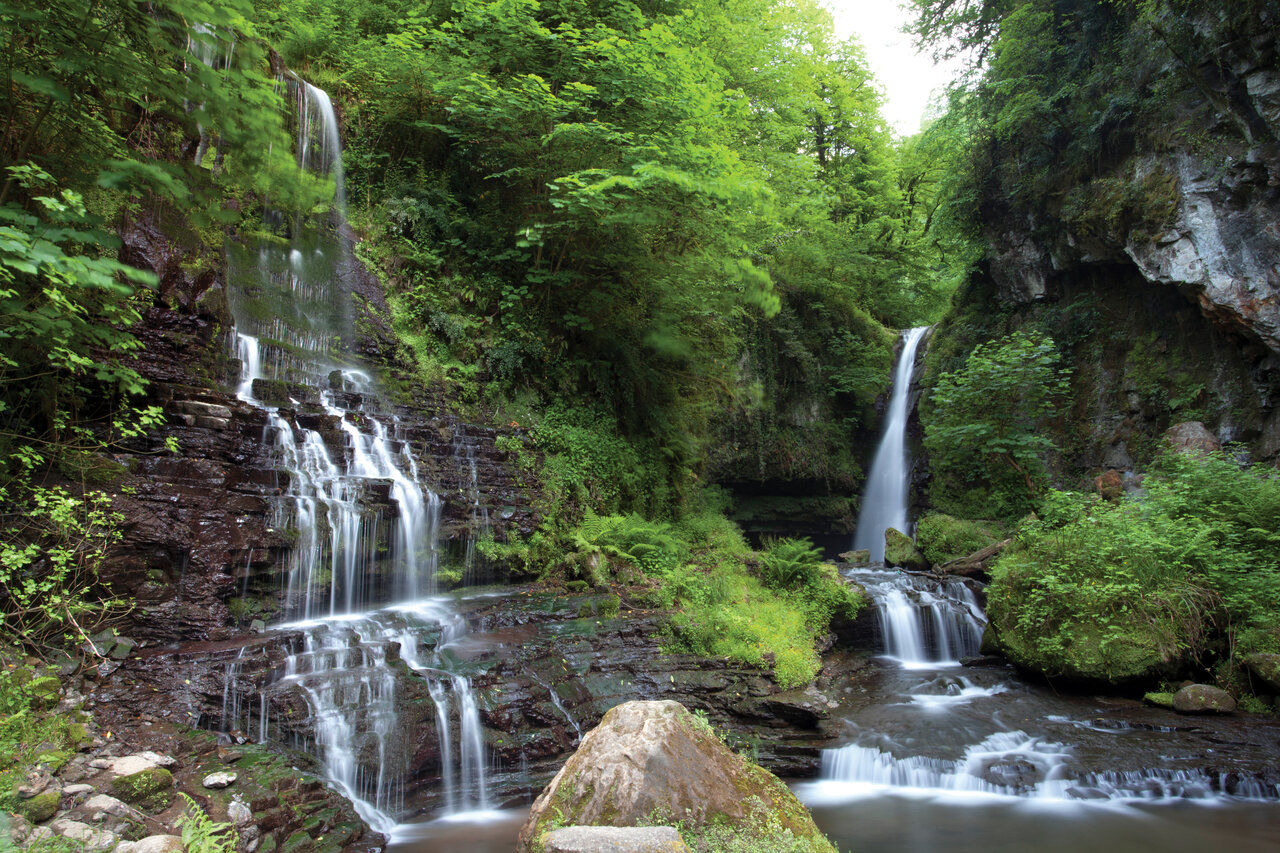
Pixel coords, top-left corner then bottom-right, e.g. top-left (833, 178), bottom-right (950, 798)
top-left (202, 771), bottom-right (237, 789)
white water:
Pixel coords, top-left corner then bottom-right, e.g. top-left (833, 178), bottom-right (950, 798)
top-left (223, 78), bottom-right (488, 832)
top-left (846, 568), bottom-right (985, 667)
top-left (853, 326), bottom-right (929, 562)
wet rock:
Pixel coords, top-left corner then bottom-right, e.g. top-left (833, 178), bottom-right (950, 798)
top-left (516, 700), bottom-right (833, 852)
top-left (1143, 691), bottom-right (1176, 709)
top-left (1163, 422), bottom-right (1221, 455)
top-left (960, 655), bottom-right (1006, 668)
top-left (1173, 684), bottom-right (1237, 714)
top-left (977, 758), bottom-right (1042, 792)
top-left (203, 770), bottom-right (237, 788)
top-left (110, 766), bottom-right (174, 812)
top-left (838, 549), bottom-right (871, 566)
top-left (543, 826), bottom-right (690, 852)
top-left (884, 527), bottom-right (927, 571)
top-left (1244, 653), bottom-right (1280, 694)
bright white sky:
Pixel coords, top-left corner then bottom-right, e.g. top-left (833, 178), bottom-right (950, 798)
top-left (824, 1), bottom-right (961, 136)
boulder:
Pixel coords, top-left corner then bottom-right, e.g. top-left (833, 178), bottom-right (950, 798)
top-left (838, 549), bottom-right (871, 566)
top-left (1094, 469), bottom-right (1124, 501)
top-left (102, 752), bottom-right (176, 777)
top-left (111, 766), bottom-right (174, 812)
top-left (228, 798), bottom-right (254, 827)
top-left (130, 834), bottom-right (186, 853)
top-left (1173, 684), bottom-right (1237, 714)
top-left (15, 788), bottom-right (60, 823)
top-left (1162, 422), bottom-right (1221, 455)
top-left (543, 826), bottom-right (690, 852)
top-left (516, 700), bottom-right (833, 853)
top-left (83, 794), bottom-right (143, 823)
top-left (202, 771), bottom-right (237, 789)
top-left (1143, 691), bottom-right (1176, 709)
top-left (1244, 652), bottom-right (1280, 694)
top-left (884, 528), bottom-right (927, 571)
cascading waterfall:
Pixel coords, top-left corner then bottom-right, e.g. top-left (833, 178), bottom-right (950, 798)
top-left (845, 568), bottom-right (985, 667)
top-left (852, 326), bottom-right (929, 562)
top-left (222, 76), bottom-right (490, 833)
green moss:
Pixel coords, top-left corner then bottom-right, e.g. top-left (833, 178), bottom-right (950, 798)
top-left (1143, 691), bottom-right (1175, 709)
top-left (15, 789), bottom-right (60, 823)
top-left (111, 766), bottom-right (174, 812)
top-left (884, 528), bottom-right (927, 570)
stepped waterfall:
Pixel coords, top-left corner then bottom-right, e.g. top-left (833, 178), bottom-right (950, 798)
top-left (222, 75), bottom-right (488, 833)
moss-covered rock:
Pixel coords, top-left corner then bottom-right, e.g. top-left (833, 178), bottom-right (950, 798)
top-left (111, 767), bottom-right (173, 813)
top-left (1172, 684), bottom-right (1236, 714)
top-left (915, 514), bottom-right (1000, 565)
top-left (884, 527), bottom-right (927, 571)
top-left (516, 700), bottom-right (834, 853)
top-left (1244, 653), bottom-right (1280, 694)
top-left (15, 789), bottom-right (59, 823)
top-left (1143, 691), bottom-right (1175, 709)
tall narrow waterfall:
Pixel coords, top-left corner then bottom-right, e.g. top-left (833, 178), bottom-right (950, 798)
top-left (223, 75), bottom-right (489, 834)
top-left (852, 326), bottom-right (929, 562)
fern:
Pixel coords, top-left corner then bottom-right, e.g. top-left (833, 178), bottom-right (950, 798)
top-left (177, 794), bottom-right (239, 853)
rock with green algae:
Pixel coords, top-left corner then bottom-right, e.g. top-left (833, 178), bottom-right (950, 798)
top-left (110, 766), bottom-right (173, 812)
top-left (988, 614), bottom-right (1180, 686)
top-left (1173, 684), bottom-right (1236, 714)
top-left (15, 788), bottom-right (60, 823)
top-left (1143, 692), bottom-right (1176, 709)
top-left (515, 699), bottom-right (836, 853)
top-left (884, 527), bottom-right (927, 571)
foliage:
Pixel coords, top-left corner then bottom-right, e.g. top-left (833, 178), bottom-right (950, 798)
top-left (0, 661), bottom-right (90, 815)
top-left (0, 475), bottom-right (129, 652)
top-left (987, 450), bottom-right (1280, 687)
top-left (178, 793), bottom-right (240, 853)
top-left (914, 513), bottom-right (1001, 565)
top-left (923, 330), bottom-right (1070, 518)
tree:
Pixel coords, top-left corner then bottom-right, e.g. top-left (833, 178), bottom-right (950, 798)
top-left (923, 330), bottom-right (1071, 512)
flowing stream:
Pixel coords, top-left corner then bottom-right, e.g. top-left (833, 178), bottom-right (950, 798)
top-left (221, 75), bottom-right (490, 835)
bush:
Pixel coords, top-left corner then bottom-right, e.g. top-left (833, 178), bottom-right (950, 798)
top-left (915, 513), bottom-right (1001, 565)
top-left (986, 450), bottom-right (1280, 686)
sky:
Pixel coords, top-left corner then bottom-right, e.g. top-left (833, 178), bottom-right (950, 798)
top-left (824, 1), bottom-right (961, 136)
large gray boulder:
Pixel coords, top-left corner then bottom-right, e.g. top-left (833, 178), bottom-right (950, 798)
top-left (1162, 422), bottom-right (1221, 455)
top-left (515, 700), bottom-right (833, 853)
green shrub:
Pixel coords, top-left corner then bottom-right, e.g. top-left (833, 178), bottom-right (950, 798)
top-left (915, 513), bottom-right (1001, 565)
top-left (987, 450), bottom-right (1280, 686)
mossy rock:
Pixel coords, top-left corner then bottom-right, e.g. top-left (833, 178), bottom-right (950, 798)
top-left (884, 527), bottom-right (927, 571)
top-left (15, 789), bottom-right (60, 823)
top-left (993, 617), bottom-right (1178, 686)
top-left (517, 700), bottom-right (834, 853)
top-left (1244, 653), bottom-right (1280, 694)
top-left (26, 676), bottom-right (61, 710)
top-left (915, 513), bottom-right (1000, 565)
top-left (111, 767), bottom-right (174, 812)
top-left (1143, 691), bottom-right (1175, 709)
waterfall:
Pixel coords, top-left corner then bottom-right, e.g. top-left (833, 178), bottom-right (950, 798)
top-left (853, 326), bottom-right (929, 562)
top-left (223, 77), bottom-right (489, 832)
top-left (846, 567), bottom-right (985, 667)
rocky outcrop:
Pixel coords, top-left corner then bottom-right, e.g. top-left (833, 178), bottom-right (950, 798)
top-left (515, 700), bottom-right (834, 853)
top-left (1163, 421), bottom-right (1223, 454)
top-left (543, 826), bottom-right (689, 853)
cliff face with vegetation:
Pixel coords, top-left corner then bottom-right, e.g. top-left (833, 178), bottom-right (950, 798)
top-left (912, 0), bottom-right (1280, 695)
